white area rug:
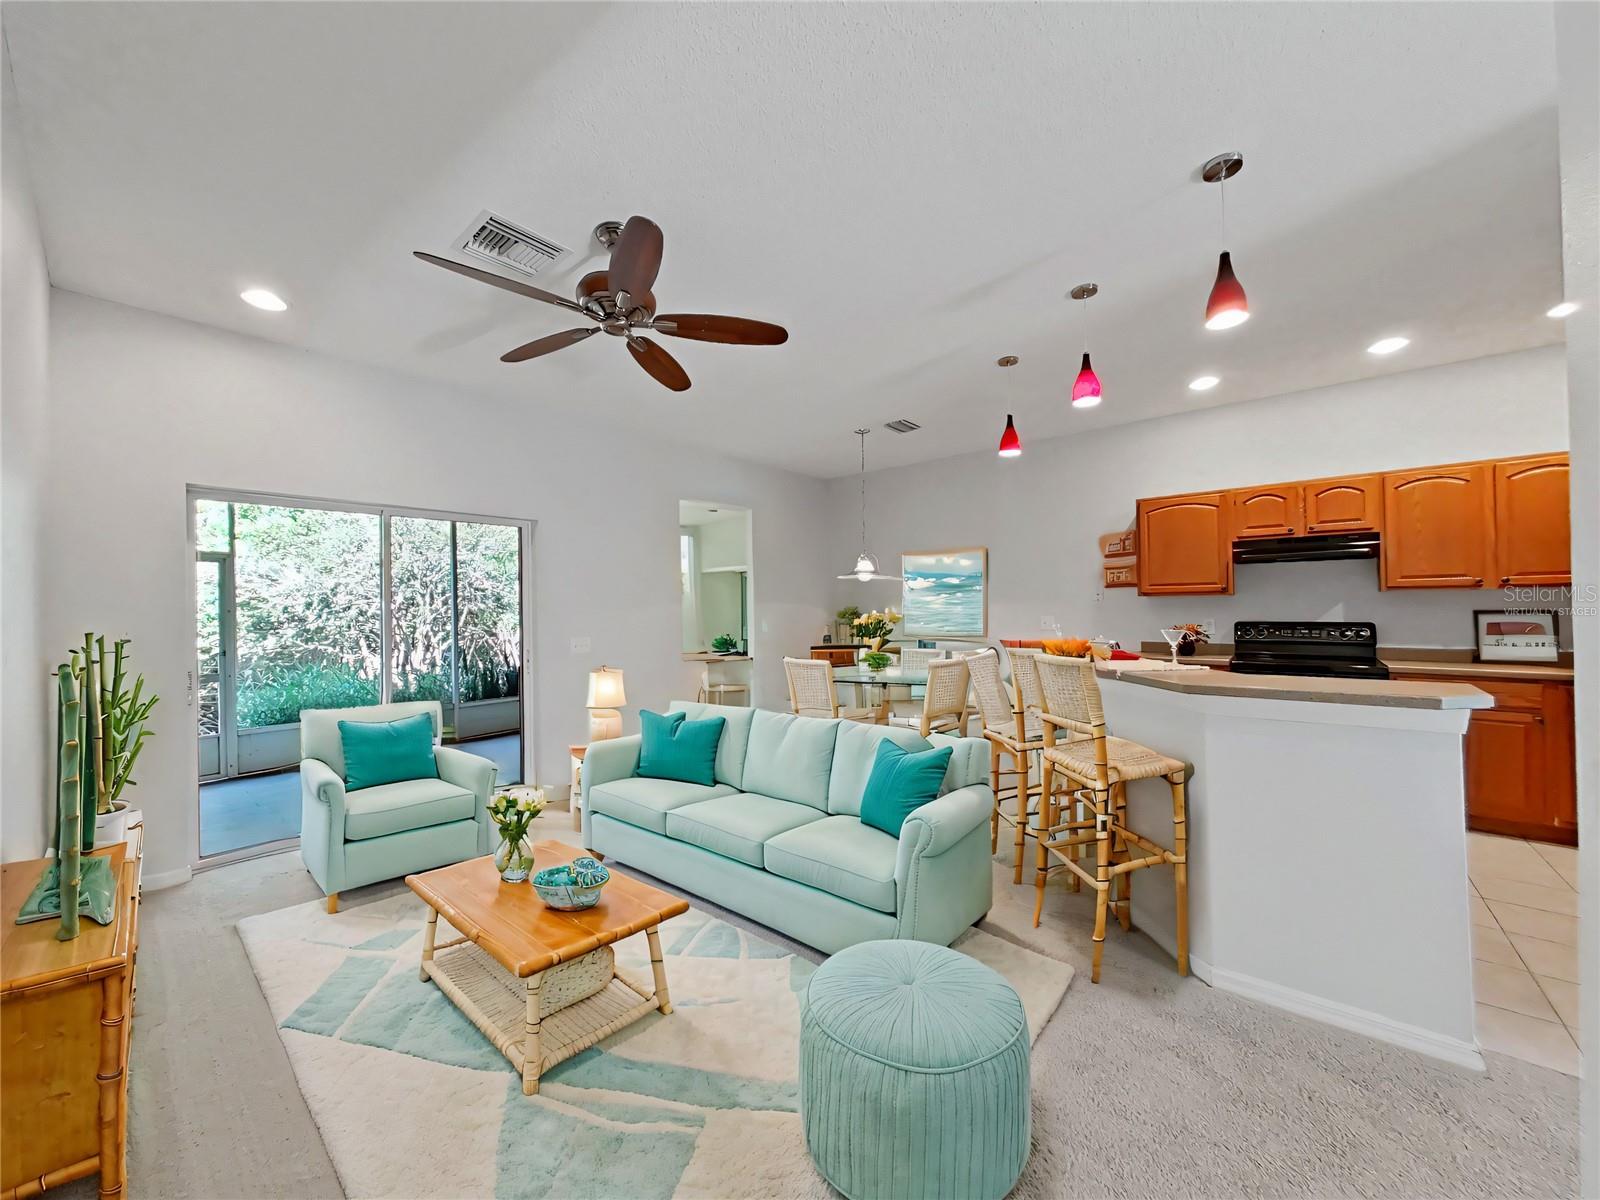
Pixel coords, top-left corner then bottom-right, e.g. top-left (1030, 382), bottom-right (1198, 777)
top-left (239, 892), bottom-right (1071, 1199)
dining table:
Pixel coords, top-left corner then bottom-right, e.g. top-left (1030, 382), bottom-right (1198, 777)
top-left (831, 664), bottom-right (928, 711)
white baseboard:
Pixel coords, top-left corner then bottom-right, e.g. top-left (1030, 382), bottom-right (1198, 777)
top-left (1134, 919), bottom-right (1214, 985)
top-left (1210, 966), bottom-right (1485, 1072)
top-left (143, 864), bottom-right (193, 891)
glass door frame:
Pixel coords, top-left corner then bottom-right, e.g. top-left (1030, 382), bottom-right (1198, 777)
top-left (188, 486), bottom-right (537, 869)
top-left (195, 551), bottom-right (238, 780)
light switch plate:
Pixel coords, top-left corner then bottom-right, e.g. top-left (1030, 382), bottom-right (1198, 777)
top-left (570, 636), bottom-right (591, 654)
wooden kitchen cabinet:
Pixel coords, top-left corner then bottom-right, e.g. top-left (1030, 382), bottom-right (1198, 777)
top-left (1303, 474), bottom-right (1381, 533)
top-left (1137, 492), bottom-right (1232, 595)
top-left (1381, 463), bottom-right (1494, 588)
top-left (1396, 673), bottom-right (1577, 844)
top-left (1230, 484), bottom-right (1302, 538)
top-left (1494, 454), bottom-right (1572, 586)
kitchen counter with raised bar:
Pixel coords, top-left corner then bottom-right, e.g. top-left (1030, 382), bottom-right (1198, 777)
top-left (1102, 663), bottom-right (1494, 709)
top-left (1092, 661), bottom-right (1485, 1070)
top-left (1136, 643), bottom-right (1574, 683)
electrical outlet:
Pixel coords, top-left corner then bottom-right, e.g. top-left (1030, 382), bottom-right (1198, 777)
top-left (1093, 588), bottom-right (1105, 605)
top-left (570, 636), bottom-right (591, 654)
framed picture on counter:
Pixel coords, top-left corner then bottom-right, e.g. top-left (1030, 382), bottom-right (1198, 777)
top-left (901, 548), bottom-right (987, 638)
top-left (1473, 609), bottom-right (1560, 663)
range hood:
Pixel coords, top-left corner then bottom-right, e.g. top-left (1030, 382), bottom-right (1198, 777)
top-left (1232, 531), bottom-right (1380, 564)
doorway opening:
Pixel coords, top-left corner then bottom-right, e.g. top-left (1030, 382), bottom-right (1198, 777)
top-left (191, 491), bottom-right (530, 861)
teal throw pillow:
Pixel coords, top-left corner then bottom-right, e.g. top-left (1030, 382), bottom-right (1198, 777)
top-left (638, 709), bottom-right (726, 787)
top-left (859, 738), bottom-right (953, 836)
top-left (338, 713), bottom-right (438, 791)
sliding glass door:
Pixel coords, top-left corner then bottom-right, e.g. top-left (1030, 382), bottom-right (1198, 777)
top-left (193, 493), bottom-right (527, 860)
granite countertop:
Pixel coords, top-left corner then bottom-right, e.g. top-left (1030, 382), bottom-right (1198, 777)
top-left (1101, 663), bottom-right (1494, 710)
top-left (1135, 644), bottom-right (1573, 684)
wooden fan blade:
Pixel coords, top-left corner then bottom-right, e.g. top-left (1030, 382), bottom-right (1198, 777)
top-left (414, 251), bottom-right (584, 313)
top-left (609, 217), bottom-right (664, 302)
top-left (500, 327), bottom-right (599, 363)
top-left (626, 335), bottom-right (691, 392)
top-left (653, 314), bottom-right (789, 345)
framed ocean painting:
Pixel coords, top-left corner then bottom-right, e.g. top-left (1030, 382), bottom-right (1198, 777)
top-left (901, 548), bottom-right (988, 638)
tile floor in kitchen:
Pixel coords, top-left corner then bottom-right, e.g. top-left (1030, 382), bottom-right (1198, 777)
top-left (1467, 831), bottom-right (1582, 1075)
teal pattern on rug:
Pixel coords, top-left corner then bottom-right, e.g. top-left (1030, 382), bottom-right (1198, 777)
top-left (272, 908), bottom-right (809, 1198)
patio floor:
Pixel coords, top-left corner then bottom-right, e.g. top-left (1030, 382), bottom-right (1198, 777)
top-left (199, 733), bottom-right (522, 858)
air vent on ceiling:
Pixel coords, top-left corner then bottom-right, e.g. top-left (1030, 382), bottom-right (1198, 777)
top-left (883, 419), bottom-right (921, 434)
top-left (453, 210), bottom-right (569, 281)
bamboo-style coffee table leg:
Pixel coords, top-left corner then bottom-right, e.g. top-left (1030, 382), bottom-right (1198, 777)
top-left (419, 906), bottom-right (439, 982)
top-left (522, 973), bottom-right (546, 1095)
top-left (647, 927), bottom-right (672, 1015)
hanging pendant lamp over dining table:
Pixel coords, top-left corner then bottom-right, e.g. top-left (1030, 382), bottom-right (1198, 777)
top-left (838, 428), bottom-right (901, 581)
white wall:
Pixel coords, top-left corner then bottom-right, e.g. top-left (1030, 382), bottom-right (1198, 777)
top-left (0, 35), bottom-right (51, 861)
top-left (1553, 0), bottom-right (1598, 1188)
top-left (30, 290), bottom-right (832, 883)
top-left (828, 347), bottom-right (1570, 651)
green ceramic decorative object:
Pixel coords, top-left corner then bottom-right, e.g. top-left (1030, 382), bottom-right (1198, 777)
top-left (711, 634), bottom-right (739, 654)
top-left (13, 856), bottom-right (118, 927)
top-left (863, 652), bottom-right (892, 671)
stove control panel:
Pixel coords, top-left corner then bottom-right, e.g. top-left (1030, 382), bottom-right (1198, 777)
top-left (1233, 621), bottom-right (1377, 646)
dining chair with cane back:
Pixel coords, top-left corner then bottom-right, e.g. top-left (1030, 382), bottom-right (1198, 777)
top-left (1032, 653), bottom-right (1191, 984)
top-left (782, 657), bottom-right (886, 724)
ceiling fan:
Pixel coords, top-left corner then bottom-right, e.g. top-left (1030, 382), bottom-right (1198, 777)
top-left (413, 216), bottom-right (787, 392)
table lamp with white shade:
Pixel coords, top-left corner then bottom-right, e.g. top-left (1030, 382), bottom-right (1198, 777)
top-left (586, 666), bottom-right (626, 741)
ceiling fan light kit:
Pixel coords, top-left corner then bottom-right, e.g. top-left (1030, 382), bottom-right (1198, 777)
top-left (415, 215), bottom-right (787, 393)
top-left (1202, 152), bottom-right (1250, 330)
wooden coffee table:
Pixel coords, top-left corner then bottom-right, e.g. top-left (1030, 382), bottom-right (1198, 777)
top-left (406, 841), bottom-right (689, 1095)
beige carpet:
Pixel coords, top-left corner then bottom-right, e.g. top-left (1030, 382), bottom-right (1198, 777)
top-left (65, 832), bottom-right (1579, 1198)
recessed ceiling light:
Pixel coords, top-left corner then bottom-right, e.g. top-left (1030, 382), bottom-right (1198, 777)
top-left (1188, 375), bottom-right (1220, 392)
top-left (1547, 302), bottom-right (1578, 319)
top-left (1367, 336), bottom-right (1410, 356)
top-left (240, 288), bottom-right (288, 312)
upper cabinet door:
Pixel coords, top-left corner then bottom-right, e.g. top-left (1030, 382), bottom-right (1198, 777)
top-left (1137, 493), bottom-right (1232, 594)
top-left (1230, 484), bottom-right (1303, 539)
top-left (1303, 474), bottom-right (1381, 533)
top-left (1494, 454), bottom-right (1571, 586)
top-left (1381, 464), bottom-right (1494, 588)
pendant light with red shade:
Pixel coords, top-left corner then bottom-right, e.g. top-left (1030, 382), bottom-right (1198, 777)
top-left (995, 355), bottom-right (1022, 457)
top-left (1202, 152), bottom-right (1249, 330)
top-left (1069, 283), bottom-right (1102, 408)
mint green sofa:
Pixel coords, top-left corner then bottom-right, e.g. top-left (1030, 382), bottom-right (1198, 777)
top-left (299, 701), bottom-right (498, 910)
top-left (581, 703), bottom-right (994, 953)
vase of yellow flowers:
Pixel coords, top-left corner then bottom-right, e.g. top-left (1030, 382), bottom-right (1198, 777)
top-left (851, 608), bottom-right (902, 654)
top-left (489, 787), bottom-right (547, 883)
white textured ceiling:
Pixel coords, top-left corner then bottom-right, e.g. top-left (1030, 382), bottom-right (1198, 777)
top-left (3, 1), bottom-right (1563, 478)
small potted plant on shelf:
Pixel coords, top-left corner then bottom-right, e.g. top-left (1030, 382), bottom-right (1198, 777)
top-left (488, 787), bottom-right (547, 883)
top-left (851, 608), bottom-right (901, 654)
top-left (835, 606), bottom-right (862, 643)
top-left (711, 633), bottom-right (740, 655)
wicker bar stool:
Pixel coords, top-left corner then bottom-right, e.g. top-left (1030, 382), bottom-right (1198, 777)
top-left (966, 649), bottom-right (1046, 884)
top-left (1032, 654), bottom-right (1190, 984)
top-left (783, 657), bottom-right (886, 724)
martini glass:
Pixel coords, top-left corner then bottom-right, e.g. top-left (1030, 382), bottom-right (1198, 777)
top-left (1160, 626), bottom-right (1186, 666)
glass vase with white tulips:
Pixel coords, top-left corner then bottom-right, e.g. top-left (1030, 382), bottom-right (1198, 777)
top-left (488, 787), bottom-right (547, 883)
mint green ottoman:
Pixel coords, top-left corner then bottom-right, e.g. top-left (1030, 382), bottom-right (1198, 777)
top-left (800, 940), bottom-right (1030, 1199)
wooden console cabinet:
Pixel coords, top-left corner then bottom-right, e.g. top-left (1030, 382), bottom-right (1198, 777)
top-left (2, 841), bottom-right (140, 1199)
top-left (1135, 452), bottom-right (1570, 596)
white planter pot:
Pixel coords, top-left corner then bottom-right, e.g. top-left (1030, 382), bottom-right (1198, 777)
top-left (95, 801), bottom-right (137, 846)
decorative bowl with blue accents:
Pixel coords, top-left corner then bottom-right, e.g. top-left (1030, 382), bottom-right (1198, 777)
top-left (531, 856), bottom-right (611, 911)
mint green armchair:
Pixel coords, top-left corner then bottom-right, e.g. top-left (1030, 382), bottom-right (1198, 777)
top-left (299, 701), bottom-right (497, 911)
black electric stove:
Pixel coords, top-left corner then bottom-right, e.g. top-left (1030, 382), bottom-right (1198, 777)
top-left (1228, 621), bottom-right (1391, 679)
